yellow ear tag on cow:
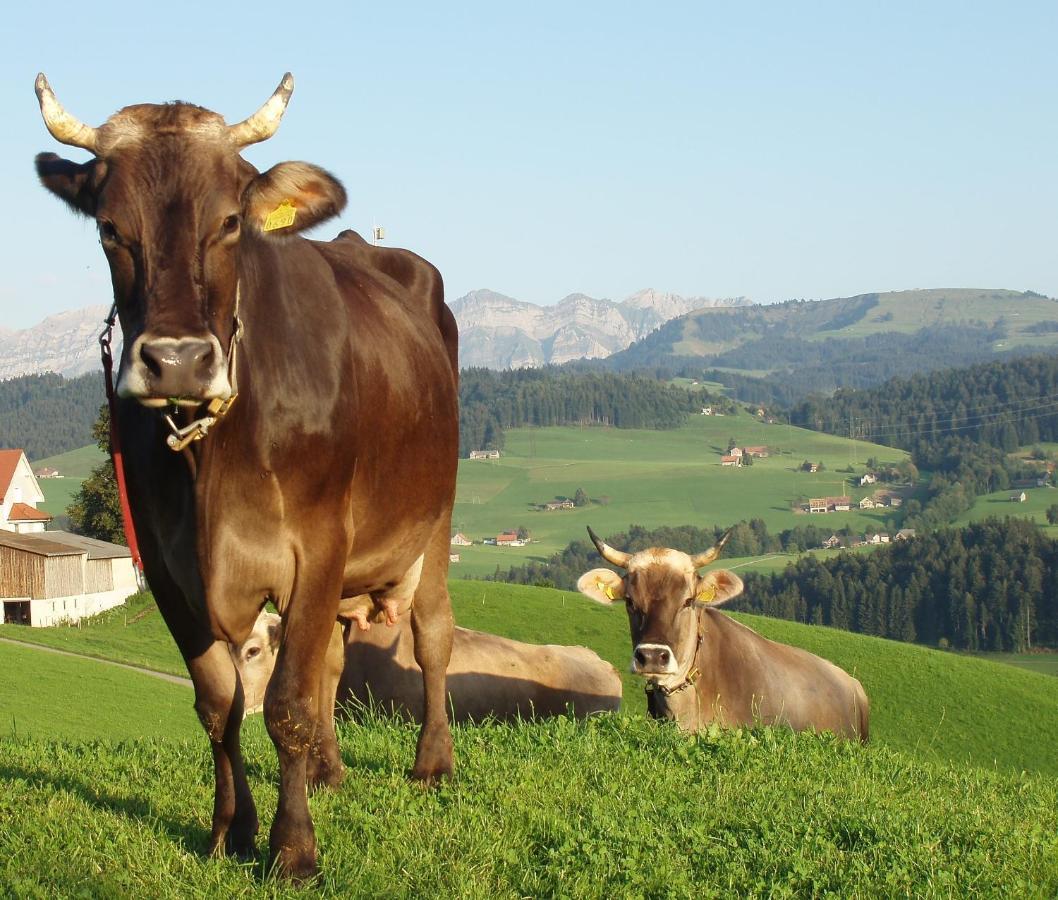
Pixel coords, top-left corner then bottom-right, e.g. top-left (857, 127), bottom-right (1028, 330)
top-left (263, 200), bottom-right (297, 232)
top-left (697, 584), bottom-right (717, 603)
top-left (597, 580), bottom-right (617, 601)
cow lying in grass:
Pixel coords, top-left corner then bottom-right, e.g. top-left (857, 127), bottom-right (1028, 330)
top-left (233, 603), bottom-right (623, 724)
top-left (577, 528), bottom-right (869, 741)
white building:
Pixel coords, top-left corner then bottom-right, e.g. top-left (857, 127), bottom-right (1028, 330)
top-left (0, 449), bottom-right (52, 534)
top-left (1, 531), bottom-right (138, 627)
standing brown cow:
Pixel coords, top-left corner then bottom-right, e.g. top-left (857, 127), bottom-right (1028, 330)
top-left (577, 528), bottom-right (869, 740)
top-left (34, 74), bottom-right (459, 878)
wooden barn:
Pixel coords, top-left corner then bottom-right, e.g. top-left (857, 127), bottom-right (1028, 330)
top-left (0, 531), bottom-right (138, 627)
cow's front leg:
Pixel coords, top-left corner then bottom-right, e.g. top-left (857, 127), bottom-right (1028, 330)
top-left (151, 576), bottom-right (258, 858)
top-left (264, 569), bottom-right (341, 880)
top-left (409, 534), bottom-right (455, 782)
top-left (186, 641), bottom-right (260, 857)
top-left (306, 620), bottom-right (346, 791)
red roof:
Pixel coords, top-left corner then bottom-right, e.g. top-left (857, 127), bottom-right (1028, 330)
top-left (7, 502), bottom-right (52, 522)
top-left (0, 449), bottom-right (24, 499)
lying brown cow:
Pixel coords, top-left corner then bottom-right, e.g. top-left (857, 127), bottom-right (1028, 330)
top-left (233, 608), bottom-right (623, 723)
top-left (577, 528), bottom-right (869, 740)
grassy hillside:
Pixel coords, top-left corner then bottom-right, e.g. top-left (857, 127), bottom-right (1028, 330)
top-left (30, 443), bottom-right (106, 517)
top-left (453, 411), bottom-right (908, 577)
top-left (0, 640), bottom-right (195, 741)
top-left (5, 580), bottom-right (1057, 778)
top-left (1, 720), bottom-right (1055, 896)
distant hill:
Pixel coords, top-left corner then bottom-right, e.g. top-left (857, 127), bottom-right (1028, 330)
top-left (602, 289), bottom-right (1058, 398)
top-left (0, 372), bottom-right (104, 460)
top-left (450, 288), bottom-right (751, 369)
top-left (0, 305), bottom-right (117, 380)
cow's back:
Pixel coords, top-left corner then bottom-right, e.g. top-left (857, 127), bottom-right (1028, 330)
top-left (696, 611), bottom-right (868, 739)
top-left (339, 621), bottom-right (622, 723)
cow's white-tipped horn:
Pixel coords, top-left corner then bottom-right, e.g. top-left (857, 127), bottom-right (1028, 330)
top-left (228, 73), bottom-right (294, 148)
top-left (586, 526), bottom-right (631, 569)
top-left (691, 529), bottom-right (732, 569)
top-left (35, 73), bottom-right (99, 153)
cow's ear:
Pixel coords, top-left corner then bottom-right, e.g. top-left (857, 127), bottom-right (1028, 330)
top-left (36, 152), bottom-right (100, 217)
top-left (263, 612), bottom-right (282, 651)
top-left (576, 568), bottom-right (626, 605)
top-left (695, 569), bottom-right (744, 608)
top-left (243, 161), bottom-right (347, 236)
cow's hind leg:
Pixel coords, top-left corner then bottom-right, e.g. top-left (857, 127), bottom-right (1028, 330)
top-left (306, 620), bottom-right (346, 791)
top-left (152, 582), bottom-right (258, 857)
top-left (409, 529), bottom-right (455, 782)
top-left (264, 558), bottom-right (342, 879)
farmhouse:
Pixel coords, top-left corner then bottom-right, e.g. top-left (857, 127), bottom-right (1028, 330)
top-left (33, 466), bottom-right (61, 478)
top-left (0, 531), bottom-right (138, 626)
top-left (895, 529), bottom-right (917, 541)
top-left (1, 450), bottom-right (52, 534)
top-left (821, 534), bottom-right (842, 549)
top-left (807, 497), bottom-right (852, 514)
top-left (858, 497), bottom-right (876, 509)
top-left (544, 499), bottom-right (575, 511)
top-left (859, 473), bottom-right (877, 486)
top-left (468, 449), bottom-right (500, 460)
top-left (496, 531), bottom-right (526, 547)
top-left (744, 446), bottom-right (769, 458)
top-left (720, 455), bottom-right (742, 467)
top-left (808, 498), bottom-right (828, 514)
top-left (1010, 491), bottom-right (1027, 503)
top-left (450, 533), bottom-right (472, 546)
top-left (448, 553), bottom-right (460, 563)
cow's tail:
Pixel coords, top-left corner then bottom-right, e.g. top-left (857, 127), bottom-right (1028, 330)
top-left (857, 684), bottom-right (870, 744)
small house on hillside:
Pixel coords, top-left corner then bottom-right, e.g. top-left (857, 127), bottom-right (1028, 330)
top-left (895, 529), bottom-right (916, 541)
top-left (821, 534), bottom-right (842, 549)
top-left (496, 531), bottom-right (525, 547)
top-left (449, 553), bottom-right (460, 563)
top-left (544, 499), bottom-right (575, 511)
top-left (720, 455), bottom-right (742, 467)
top-left (450, 533), bottom-right (472, 546)
top-left (1011, 491), bottom-right (1027, 503)
top-left (468, 449), bottom-right (501, 460)
top-left (744, 446), bottom-right (769, 458)
top-left (859, 473), bottom-right (877, 486)
top-left (33, 467), bottom-right (61, 479)
top-left (858, 497), bottom-right (876, 509)
top-left (0, 450), bottom-right (52, 534)
top-left (1, 531), bottom-right (137, 626)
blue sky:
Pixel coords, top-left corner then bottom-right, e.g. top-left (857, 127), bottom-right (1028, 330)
top-left (3, 1), bottom-right (1055, 329)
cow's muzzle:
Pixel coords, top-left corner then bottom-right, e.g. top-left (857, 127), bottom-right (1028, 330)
top-left (632, 643), bottom-right (679, 675)
top-left (118, 333), bottom-right (232, 407)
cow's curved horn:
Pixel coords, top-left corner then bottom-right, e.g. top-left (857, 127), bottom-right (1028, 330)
top-left (35, 73), bottom-right (99, 153)
top-left (228, 73), bottom-right (294, 148)
top-left (691, 528), bottom-right (732, 568)
top-left (586, 526), bottom-right (631, 569)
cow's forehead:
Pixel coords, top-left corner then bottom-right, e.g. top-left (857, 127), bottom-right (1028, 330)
top-left (95, 102), bottom-right (229, 155)
top-left (626, 547), bottom-right (696, 575)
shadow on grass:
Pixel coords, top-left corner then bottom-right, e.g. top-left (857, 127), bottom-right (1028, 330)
top-left (0, 760), bottom-right (219, 859)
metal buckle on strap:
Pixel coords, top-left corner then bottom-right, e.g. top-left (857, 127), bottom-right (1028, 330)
top-left (164, 285), bottom-right (243, 453)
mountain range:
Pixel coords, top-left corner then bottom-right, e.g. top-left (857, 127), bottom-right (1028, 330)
top-left (0, 289), bottom-right (749, 379)
top-left (451, 288), bottom-right (751, 369)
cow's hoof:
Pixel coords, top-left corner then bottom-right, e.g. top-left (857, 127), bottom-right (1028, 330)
top-left (306, 755), bottom-right (346, 793)
top-left (268, 841), bottom-right (319, 882)
top-left (206, 815), bottom-right (258, 859)
top-left (410, 724), bottom-right (454, 785)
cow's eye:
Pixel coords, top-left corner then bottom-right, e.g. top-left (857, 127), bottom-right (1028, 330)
top-left (98, 219), bottom-right (120, 245)
top-left (245, 645), bottom-right (260, 660)
top-left (221, 214), bottom-right (241, 235)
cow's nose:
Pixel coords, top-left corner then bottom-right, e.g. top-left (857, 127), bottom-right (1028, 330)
top-left (633, 644), bottom-right (673, 673)
top-left (140, 337), bottom-right (216, 380)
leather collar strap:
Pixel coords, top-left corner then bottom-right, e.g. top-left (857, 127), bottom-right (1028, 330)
top-left (644, 610), bottom-right (705, 698)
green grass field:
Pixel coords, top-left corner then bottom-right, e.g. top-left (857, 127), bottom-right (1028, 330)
top-left (0, 640), bottom-right (195, 741)
top-left (1, 718), bottom-right (1055, 896)
top-left (5, 580), bottom-right (1057, 778)
top-left (30, 444), bottom-right (106, 517)
top-left (4, 579), bottom-right (1058, 895)
top-left (452, 411), bottom-right (909, 577)
top-left (971, 651), bottom-right (1058, 678)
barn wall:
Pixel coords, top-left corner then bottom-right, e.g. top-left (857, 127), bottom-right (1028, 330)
top-left (0, 546), bottom-right (45, 598)
top-left (42, 556), bottom-right (85, 599)
top-left (85, 559), bottom-right (114, 593)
